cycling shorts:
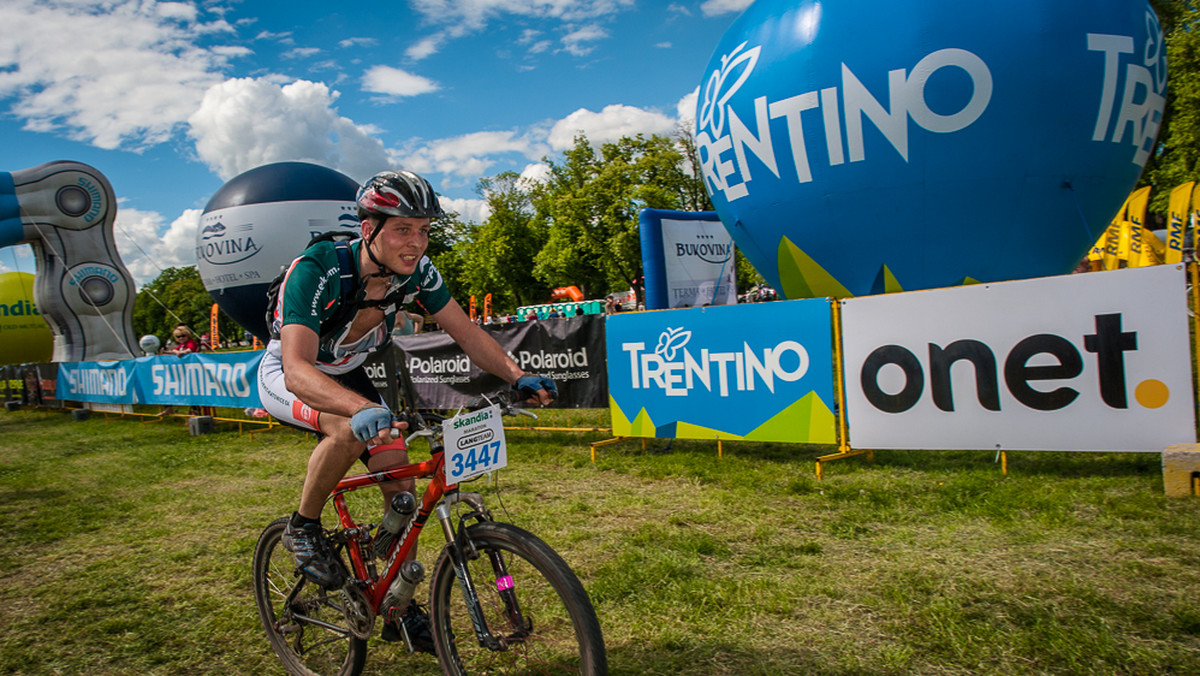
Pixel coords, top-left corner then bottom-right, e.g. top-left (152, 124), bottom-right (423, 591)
top-left (257, 347), bottom-right (388, 466)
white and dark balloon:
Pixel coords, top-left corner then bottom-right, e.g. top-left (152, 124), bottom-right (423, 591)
top-left (197, 162), bottom-right (361, 340)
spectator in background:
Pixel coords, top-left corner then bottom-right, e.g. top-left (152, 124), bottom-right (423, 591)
top-left (159, 325), bottom-right (201, 416)
top-left (167, 325), bottom-right (200, 356)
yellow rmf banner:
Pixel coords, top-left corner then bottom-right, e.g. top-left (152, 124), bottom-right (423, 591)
top-left (1090, 184), bottom-right (1200, 270)
top-left (1166, 181), bottom-right (1194, 264)
top-left (1123, 186), bottom-right (1152, 266)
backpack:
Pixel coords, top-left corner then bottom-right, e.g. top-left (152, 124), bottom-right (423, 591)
top-left (265, 231), bottom-right (361, 341)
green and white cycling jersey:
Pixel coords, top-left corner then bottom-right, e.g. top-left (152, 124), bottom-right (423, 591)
top-left (267, 238), bottom-right (451, 374)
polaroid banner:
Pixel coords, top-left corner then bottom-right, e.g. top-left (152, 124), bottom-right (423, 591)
top-left (841, 265), bottom-right (1196, 452)
top-left (395, 315), bottom-right (607, 409)
top-left (605, 300), bottom-right (836, 443)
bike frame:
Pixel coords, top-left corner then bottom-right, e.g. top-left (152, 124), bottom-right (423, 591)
top-left (327, 438), bottom-right (455, 613)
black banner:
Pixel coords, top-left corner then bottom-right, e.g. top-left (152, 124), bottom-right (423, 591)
top-left (394, 314), bottom-right (607, 409)
top-left (363, 343), bottom-right (402, 413)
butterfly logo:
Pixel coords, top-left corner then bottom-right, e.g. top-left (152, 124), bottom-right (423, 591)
top-left (654, 327), bottom-right (692, 361)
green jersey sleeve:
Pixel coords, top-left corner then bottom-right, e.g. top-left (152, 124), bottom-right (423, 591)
top-left (412, 256), bottom-right (452, 314)
top-left (278, 243), bottom-right (343, 334)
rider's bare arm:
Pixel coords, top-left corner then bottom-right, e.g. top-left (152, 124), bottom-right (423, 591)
top-left (279, 323), bottom-right (377, 418)
top-left (433, 298), bottom-right (553, 406)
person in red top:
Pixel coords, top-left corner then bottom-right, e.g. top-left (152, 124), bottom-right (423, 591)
top-left (168, 325), bottom-right (200, 355)
top-left (159, 325), bottom-right (202, 416)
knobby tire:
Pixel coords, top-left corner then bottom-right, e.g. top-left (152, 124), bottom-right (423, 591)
top-left (429, 521), bottom-right (606, 675)
top-left (252, 517), bottom-right (368, 676)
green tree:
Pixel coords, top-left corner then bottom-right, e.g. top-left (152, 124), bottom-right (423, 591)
top-left (531, 132), bottom-right (712, 299)
top-left (132, 267), bottom-right (236, 347)
top-left (461, 173), bottom-right (549, 311)
top-left (1143, 1), bottom-right (1200, 212)
top-left (426, 177), bottom-right (549, 314)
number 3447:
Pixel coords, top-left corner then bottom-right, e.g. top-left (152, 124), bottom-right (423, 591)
top-left (448, 441), bottom-right (503, 480)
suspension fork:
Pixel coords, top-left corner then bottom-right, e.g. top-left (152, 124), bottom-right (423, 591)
top-left (487, 547), bottom-right (530, 638)
top-left (435, 499), bottom-right (505, 651)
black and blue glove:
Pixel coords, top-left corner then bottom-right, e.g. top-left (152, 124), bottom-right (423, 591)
top-left (349, 404), bottom-right (396, 442)
top-left (515, 374), bottom-right (558, 402)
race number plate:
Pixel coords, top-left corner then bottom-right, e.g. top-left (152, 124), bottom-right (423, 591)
top-left (442, 405), bottom-right (507, 484)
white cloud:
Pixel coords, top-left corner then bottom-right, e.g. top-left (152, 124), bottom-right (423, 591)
top-left (282, 47), bottom-right (322, 59)
top-left (0, 0), bottom-right (236, 150)
top-left (439, 197), bottom-right (491, 224)
top-left (156, 2), bottom-right (199, 22)
top-left (255, 29), bottom-right (293, 43)
top-left (547, 104), bottom-right (675, 150)
top-left (561, 24), bottom-right (608, 56)
top-left (410, 0), bottom-right (634, 32)
top-left (407, 0), bottom-right (633, 55)
top-left (114, 206), bottom-right (202, 287)
top-left (699, 0), bottom-right (753, 17)
top-left (187, 77), bottom-right (390, 182)
top-left (677, 87), bottom-right (699, 127)
top-left (362, 66), bottom-right (441, 97)
top-left (0, 245), bottom-right (34, 274)
top-left (394, 130), bottom-right (549, 182)
top-left (406, 36), bottom-right (443, 61)
top-left (519, 162), bottom-right (552, 185)
top-left (339, 37), bottom-right (378, 49)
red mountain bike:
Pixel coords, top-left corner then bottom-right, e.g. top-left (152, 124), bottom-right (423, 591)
top-left (252, 393), bottom-right (607, 675)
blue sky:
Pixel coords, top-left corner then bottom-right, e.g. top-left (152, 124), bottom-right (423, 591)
top-left (0, 0), bottom-right (749, 287)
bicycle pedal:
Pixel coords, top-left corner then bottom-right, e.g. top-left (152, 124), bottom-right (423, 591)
top-left (380, 619), bottom-right (403, 643)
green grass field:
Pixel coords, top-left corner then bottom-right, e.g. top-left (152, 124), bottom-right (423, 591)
top-left (1, 407), bottom-right (1198, 675)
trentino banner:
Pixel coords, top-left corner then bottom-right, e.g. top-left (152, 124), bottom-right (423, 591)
top-left (605, 300), bottom-right (837, 443)
top-left (394, 314), bottom-right (607, 409)
top-left (841, 265), bottom-right (1196, 452)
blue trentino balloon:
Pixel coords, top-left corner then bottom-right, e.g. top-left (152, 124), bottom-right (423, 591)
top-left (696, 0), bottom-right (1165, 298)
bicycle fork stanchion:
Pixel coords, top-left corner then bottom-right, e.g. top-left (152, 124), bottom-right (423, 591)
top-left (436, 501), bottom-right (503, 651)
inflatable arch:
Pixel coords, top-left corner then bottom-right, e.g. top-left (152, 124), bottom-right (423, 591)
top-left (0, 162), bottom-right (138, 362)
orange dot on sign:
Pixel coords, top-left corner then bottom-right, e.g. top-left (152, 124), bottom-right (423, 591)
top-left (1135, 379), bottom-right (1169, 409)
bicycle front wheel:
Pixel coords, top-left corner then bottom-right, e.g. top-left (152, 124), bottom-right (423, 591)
top-left (429, 521), bottom-right (606, 675)
top-left (252, 517), bottom-right (367, 676)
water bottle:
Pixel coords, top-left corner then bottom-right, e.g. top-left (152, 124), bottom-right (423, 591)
top-left (381, 559), bottom-right (425, 616)
top-left (374, 491), bottom-right (416, 559)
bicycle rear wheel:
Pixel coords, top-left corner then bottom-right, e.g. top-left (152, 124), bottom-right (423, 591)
top-left (429, 521), bottom-right (606, 675)
top-left (252, 517), bottom-right (367, 676)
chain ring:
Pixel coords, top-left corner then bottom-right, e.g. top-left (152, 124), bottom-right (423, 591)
top-left (339, 583), bottom-right (376, 640)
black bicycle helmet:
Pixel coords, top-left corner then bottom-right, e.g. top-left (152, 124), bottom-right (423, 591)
top-left (356, 170), bottom-right (444, 221)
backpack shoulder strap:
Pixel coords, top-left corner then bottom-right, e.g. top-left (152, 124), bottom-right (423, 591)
top-left (318, 238), bottom-right (362, 342)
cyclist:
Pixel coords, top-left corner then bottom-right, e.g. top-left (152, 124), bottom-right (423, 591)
top-left (256, 169), bottom-right (556, 644)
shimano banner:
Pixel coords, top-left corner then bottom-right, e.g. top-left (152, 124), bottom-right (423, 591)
top-left (395, 315), bottom-right (607, 408)
top-left (54, 352), bottom-right (264, 408)
top-left (56, 359), bottom-right (140, 404)
top-left (135, 351), bottom-right (263, 408)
